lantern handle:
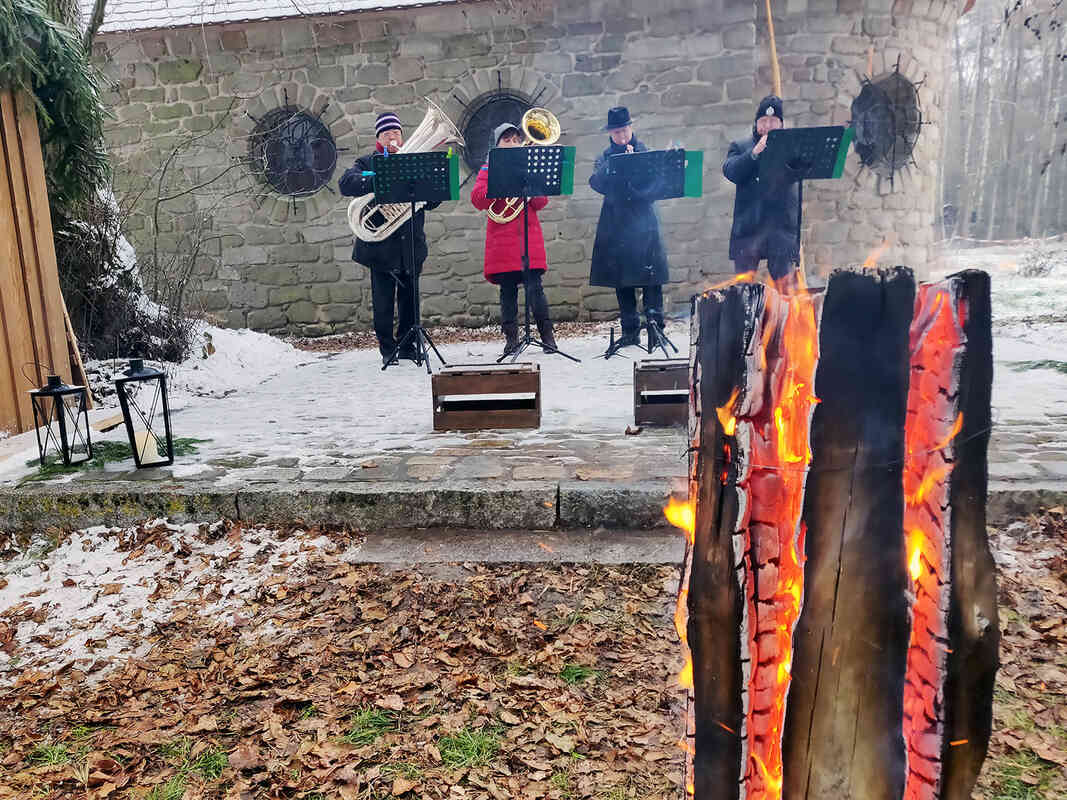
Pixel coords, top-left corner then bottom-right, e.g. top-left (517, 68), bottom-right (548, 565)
top-left (20, 361), bottom-right (56, 386)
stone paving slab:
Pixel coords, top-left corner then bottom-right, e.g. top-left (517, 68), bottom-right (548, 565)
top-left (2, 326), bottom-right (1066, 533)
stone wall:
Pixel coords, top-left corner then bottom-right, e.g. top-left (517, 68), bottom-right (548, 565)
top-left (757, 0), bottom-right (958, 274)
top-left (94, 0), bottom-right (954, 336)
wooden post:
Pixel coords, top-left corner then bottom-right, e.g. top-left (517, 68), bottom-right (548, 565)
top-left (0, 89), bottom-right (76, 434)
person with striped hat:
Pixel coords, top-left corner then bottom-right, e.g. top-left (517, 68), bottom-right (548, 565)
top-left (340, 111), bottom-right (442, 364)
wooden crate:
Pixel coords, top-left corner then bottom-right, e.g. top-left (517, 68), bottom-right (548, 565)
top-left (431, 362), bottom-right (541, 431)
top-left (634, 359), bottom-right (689, 427)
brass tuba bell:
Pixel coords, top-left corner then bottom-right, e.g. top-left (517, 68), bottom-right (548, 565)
top-left (347, 99), bottom-right (465, 242)
top-left (486, 107), bottom-right (561, 225)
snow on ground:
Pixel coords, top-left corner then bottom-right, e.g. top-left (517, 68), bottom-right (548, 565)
top-left (1, 241), bottom-right (1065, 483)
top-left (0, 520), bottom-right (335, 684)
top-left (940, 241), bottom-right (1067, 429)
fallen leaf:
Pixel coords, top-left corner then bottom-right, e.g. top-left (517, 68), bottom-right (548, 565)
top-left (544, 732), bottom-right (575, 752)
top-left (392, 776), bottom-right (418, 794)
top-left (377, 694), bottom-right (404, 711)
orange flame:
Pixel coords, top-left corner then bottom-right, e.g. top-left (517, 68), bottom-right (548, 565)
top-left (665, 497), bottom-right (695, 545)
top-left (907, 529), bottom-right (924, 581)
top-left (707, 271), bottom-right (757, 292)
top-left (717, 388), bottom-right (740, 436)
top-left (861, 235), bottom-right (895, 268)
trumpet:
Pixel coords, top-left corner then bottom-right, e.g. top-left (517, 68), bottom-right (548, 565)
top-left (347, 99), bottom-right (465, 242)
top-left (486, 107), bottom-right (561, 225)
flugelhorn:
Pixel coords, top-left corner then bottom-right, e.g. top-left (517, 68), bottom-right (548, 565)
top-left (486, 107), bottom-right (561, 225)
top-left (347, 99), bottom-right (465, 242)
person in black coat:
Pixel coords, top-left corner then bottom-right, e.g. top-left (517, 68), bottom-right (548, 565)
top-left (339, 111), bottom-right (441, 363)
top-left (589, 107), bottom-right (669, 349)
top-left (722, 95), bottom-right (800, 291)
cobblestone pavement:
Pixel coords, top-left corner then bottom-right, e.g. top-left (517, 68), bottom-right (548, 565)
top-left (2, 307), bottom-right (1065, 530)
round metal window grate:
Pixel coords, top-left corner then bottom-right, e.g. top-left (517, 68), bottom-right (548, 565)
top-left (461, 92), bottom-right (531, 172)
top-left (248, 106), bottom-right (338, 197)
top-left (850, 71), bottom-right (922, 180)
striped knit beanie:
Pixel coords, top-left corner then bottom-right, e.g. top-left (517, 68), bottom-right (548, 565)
top-left (375, 112), bottom-right (402, 137)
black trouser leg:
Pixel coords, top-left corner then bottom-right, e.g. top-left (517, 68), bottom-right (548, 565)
top-left (525, 272), bottom-right (551, 322)
top-left (370, 269), bottom-right (398, 356)
top-left (734, 256), bottom-right (759, 274)
top-left (766, 253), bottom-right (797, 281)
top-left (395, 270), bottom-right (417, 345)
top-left (642, 284), bottom-right (664, 327)
top-left (616, 287), bottom-right (640, 334)
top-left (499, 273), bottom-right (521, 326)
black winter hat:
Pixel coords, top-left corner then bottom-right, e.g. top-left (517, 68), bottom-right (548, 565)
top-left (755, 95), bottom-right (784, 123)
top-left (602, 106), bottom-right (633, 131)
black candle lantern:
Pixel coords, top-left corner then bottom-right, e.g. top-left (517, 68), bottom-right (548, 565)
top-left (29, 375), bottom-right (93, 467)
top-left (115, 359), bottom-right (174, 468)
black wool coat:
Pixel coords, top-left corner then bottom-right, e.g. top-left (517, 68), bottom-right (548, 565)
top-left (722, 135), bottom-right (800, 262)
top-left (339, 150), bottom-right (441, 273)
top-left (588, 137), bottom-right (669, 289)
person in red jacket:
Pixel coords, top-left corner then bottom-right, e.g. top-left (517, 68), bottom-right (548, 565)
top-left (470, 122), bottom-right (557, 356)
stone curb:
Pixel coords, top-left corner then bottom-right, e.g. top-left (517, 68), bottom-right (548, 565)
top-left (1, 482), bottom-right (1063, 534)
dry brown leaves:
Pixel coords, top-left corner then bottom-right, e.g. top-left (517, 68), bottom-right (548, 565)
top-left (974, 509), bottom-right (1067, 799)
top-left (0, 530), bottom-right (686, 800)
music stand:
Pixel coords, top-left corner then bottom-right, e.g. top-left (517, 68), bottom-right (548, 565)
top-left (371, 150), bottom-right (459, 374)
top-left (602, 148), bottom-right (704, 359)
top-left (759, 125), bottom-right (853, 258)
top-left (486, 145), bottom-right (580, 363)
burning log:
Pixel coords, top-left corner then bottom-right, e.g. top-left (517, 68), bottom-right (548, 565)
top-left (681, 268), bottom-right (997, 800)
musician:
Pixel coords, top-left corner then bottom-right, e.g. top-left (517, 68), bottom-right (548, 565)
top-left (339, 111), bottom-right (441, 364)
top-left (589, 106), bottom-right (669, 349)
top-left (470, 122), bottom-right (557, 356)
top-left (723, 95), bottom-right (800, 291)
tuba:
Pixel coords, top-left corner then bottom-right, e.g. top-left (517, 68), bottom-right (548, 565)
top-left (486, 107), bottom-right (561, 225)
top-left (348, 99), bottom-right (465, 242)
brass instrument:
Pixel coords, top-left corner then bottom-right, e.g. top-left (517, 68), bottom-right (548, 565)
top-left (347, 99), bottom-right (465, 242)
top-left (486, 107), bottom-right (561, 225)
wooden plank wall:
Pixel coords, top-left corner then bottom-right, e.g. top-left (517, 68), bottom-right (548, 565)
top-left (0, 89), bottom-right (74, 436)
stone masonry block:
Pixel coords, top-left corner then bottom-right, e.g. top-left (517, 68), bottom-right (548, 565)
top-left (563, 74), bottom-right (605, 97)
top-left (158, 60), bottom-right (203, 84)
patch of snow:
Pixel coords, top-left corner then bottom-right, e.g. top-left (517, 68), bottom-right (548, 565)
top-left (0, 521), bottom-right (336, 684)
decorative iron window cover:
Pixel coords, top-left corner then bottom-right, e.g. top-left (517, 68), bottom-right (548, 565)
top-left (460, 90), bottom-right (533, 172)
top-left (248, 105), bottom-right (338, 197)
top-left (850, 59), bottom-right (923, 187)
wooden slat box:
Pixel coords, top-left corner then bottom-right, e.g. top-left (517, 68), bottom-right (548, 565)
top-left (634, 359), bottom-right (689, 427)
top-left (431, 362), bottom-right (541, 431)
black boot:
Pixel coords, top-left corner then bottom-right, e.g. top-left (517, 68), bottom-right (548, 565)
top-left (614, 328), bottom-right (640, 348)
top-left (502, 322), bottom-right (519, 356)
top-left (536, 318), bottom-right (557, 351)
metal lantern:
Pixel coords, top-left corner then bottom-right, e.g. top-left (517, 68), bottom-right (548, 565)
top-left (29, 375), bottom-right (93, 467)
top-left (115, 359), bottom-right (174, 468)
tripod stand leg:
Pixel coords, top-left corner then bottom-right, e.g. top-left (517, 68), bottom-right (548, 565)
top-left (421, 328), bottom-right (447, 367)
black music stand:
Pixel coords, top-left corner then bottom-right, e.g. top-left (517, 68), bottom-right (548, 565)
top-left (602, 148), bottom-right (704, 360)
top-left (371, 150), bottom-right (458, 374)
top-left (486, 145), bottom-right (580, 363)
top-left (759, 125), bottom-right (853, 261)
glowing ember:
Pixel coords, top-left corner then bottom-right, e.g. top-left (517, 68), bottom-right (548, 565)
top-left (902, 282), bottom-right (965, 800)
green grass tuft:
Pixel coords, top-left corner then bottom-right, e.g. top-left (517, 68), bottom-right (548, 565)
top-left (559, 664), bottom-right (600, 685)
top-left (189, 745), bottom-right (227, 779)
top-left (27, 742), bottom-right (70, 766)
top-left (23, 437), bottom-right (208, 482)
top-left (437, 726), bottom-right (501, 768)
top-left (341, 706), bottom-right (397, 746)
top-left (1007, 360), bottom-right (1067, 376)
top-left (986, 748), bottom-right (1057, 800)
top-left (144, 775), bottom-right (187, 800)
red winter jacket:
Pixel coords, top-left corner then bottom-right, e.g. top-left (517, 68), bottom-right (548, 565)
top-left (470, 164), bottom-right (549, 284)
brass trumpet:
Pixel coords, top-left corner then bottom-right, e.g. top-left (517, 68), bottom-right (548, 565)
top-left (486, 107), bottom-right (561, 225)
